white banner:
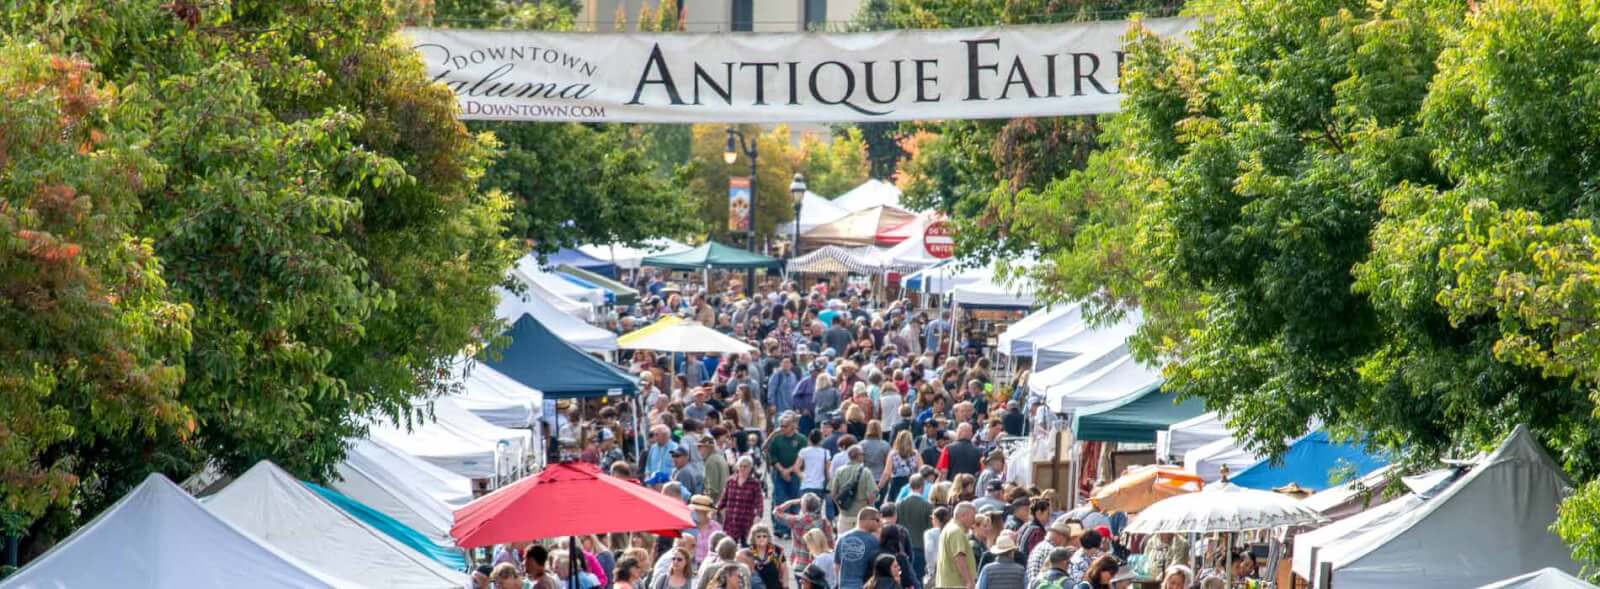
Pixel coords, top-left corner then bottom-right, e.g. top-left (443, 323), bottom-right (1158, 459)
top-left (407, 19), bottom-right (1195, 123)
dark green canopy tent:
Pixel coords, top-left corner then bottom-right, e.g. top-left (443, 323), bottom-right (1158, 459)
top-left (640, 241), bottom-right (781, 271)
top-left (1071, 384), bottom-right (1204, 443)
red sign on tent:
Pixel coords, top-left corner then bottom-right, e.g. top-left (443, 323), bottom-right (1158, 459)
top-left (923, 220), bottom-right (955, 259)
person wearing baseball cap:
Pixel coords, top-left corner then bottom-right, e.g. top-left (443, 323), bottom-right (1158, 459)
top-left (973, 479), bottom-right (1008, 514)
top-left (1025, 517), bottom-right (1083, 587)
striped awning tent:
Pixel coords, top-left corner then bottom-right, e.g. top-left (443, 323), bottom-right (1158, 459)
top-left (787, 245), bottom-right (878, 275)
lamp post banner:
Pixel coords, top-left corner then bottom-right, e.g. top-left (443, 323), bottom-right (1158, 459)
top-left (406, 18), bottom-right (1195, 123)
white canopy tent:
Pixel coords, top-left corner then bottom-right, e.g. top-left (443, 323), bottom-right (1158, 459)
top-left (900, 261), bottom-right (989, 294)
top-left (1298, 464), bottom-right (1401, 522)
top-left (1044, 348), bottom-right (1164, 413)
top-left (951, 277), bottom-right (1036, 308)
top-left (430, 397), bottom-right (532, 460)
top-left (1297, 425), bottom-right (1578, 588)
top-left (511, 260), bottom-right (607, 310)
top-left (832, 178), bottom-right (904, 212)
top-left (1184, 436), bottom-right (1266, 483)
top-left (367, 404), bottom-right (510, 480)
top-left (502, 267), bottom-right (594, 321)
top-left (1030, 310), bottom-right (1142, 373)
top-left (206, 462), bottom-right (463, 588)
top-left (998, 304), bottom-right (1083, 358)
top-left (0, 474), bottom-right (352, 589)
top-left (1157, 412), bottom-right (1232, 463)
top-left (448, 360), bottom-right (544, 428)
top-left (870, 220), bottom-right (945, 271)
top-left (776, 191), bottom-right (851, 236)
top-left (1479, 568), bottom-right (1599, 589)
top-left (577, 239), bottom-right (694, 270)
top-left (494, 283), bottom-right (617, 352)
top-left (1027, 313), bottom-right (1143, 398)
top-left (332, 438), bottom-right (474, 546)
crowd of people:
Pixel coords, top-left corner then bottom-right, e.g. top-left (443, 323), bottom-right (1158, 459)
top-left (479, 272), bottom-right (1222, 589)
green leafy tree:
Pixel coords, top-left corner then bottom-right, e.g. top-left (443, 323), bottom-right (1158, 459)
top-left (688, 124), bottom-right (799, 245)
top-left (999, 0), bottom-right (1600, 571)
top-left (0, 42), bottom-right (191, 546)
top-left (2, 0), bottom-right (517, 557)
top-left (798, 128), bottom-right (872, 197)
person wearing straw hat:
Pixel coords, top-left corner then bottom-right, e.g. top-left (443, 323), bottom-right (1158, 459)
top-left (974, 531), bottom-right (1024, 589)
top-left (1025, 518), bottom-right (1082, 589)
top-left (689, 495), bottom-right (724, 562)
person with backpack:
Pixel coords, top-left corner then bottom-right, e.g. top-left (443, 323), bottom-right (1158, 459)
top-left (1028, 548), bottom-right (1072, 589)
top-left (829, 445), bottom-right (879, 531)
top-left (1015, 499), bottom-right (1052, 559)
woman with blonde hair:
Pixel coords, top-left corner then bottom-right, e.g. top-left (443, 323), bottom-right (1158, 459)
top-left (881, 430), bottom-right (921, 501)
top-left (929, 481), bottom-right (953, 506)
top-left (953, 473), bottom-right (977, 502)
top-left (845, 402), bottom-right (868, 439)
top-left (746, 524), bottom-right (788, 589)
top-left (803, 528), bottom-right (838, 589)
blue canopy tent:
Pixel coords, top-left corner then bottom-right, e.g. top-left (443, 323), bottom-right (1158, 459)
top-left (1072, 384), bottom-right (1205, 443)
top-left (482, 313), bottom-right (637, 399)
top-left (1230, 431), bottom-right (1389, 492)
top-left (303, 481), bottom-right (467, 571)
top-left (546, 247), bottom-right (617, 277)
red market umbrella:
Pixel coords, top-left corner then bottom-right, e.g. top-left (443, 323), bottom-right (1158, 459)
top-left (450, 461), bottom-right (694, 548)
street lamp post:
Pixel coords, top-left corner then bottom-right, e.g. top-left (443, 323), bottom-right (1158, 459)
top-left (723, 127), bottom-right (758, 296)
top-left (788, 173), bottom-right (808, 281)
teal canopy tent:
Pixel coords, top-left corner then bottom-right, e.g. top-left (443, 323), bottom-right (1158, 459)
top-left (303, 481), bottom-right (468, 571)
top-left (640, 241), bottom-right (781, 271)
top-left (1072, 384), bottom-right (1205, 443)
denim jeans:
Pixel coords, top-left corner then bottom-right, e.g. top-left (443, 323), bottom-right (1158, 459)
top-left (769, 468), bottom-right (801, 536)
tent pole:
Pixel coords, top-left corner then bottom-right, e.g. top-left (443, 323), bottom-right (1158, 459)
top-left (570, 535), bottom-right (579, 589)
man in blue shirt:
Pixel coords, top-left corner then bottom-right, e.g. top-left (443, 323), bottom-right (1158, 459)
top-left (834, 507), bottom-right (883, 589)
top-left (768, 356), bottom-right (800, 417)
top-left (924, 311), bottom-right (950, 354)
top-left (644, 424), bottom-right (678, 479)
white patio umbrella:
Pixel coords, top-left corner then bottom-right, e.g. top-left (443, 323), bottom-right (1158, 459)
top-left (1127, 481), bottom-right (1328, 534)
top-left (617, 320), bottom-right (754, 355)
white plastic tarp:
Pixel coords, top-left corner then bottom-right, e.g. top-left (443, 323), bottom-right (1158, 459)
top-left (333, 438), bottom-right (474, 546)
top-left (206, 462), bottom-right (463, 588)
top-left (0, 474), bottom-right (351, 589)
top-left (777, 191), bottom-right (851, 235)
top-left (1158, 412), bottom-right (1231, 462)
top-left (495, 283), bottom-right (617, 352)
top-left (512, 259), bottom-right (607, 309)
top-left (833, 179), bottom-right (904, 212)
top-left (998, 304), bottom-right (1082, 358)
top-left (577, 239), bottom-right (694, 270)
top-left (1303, 426), bottom-right (1579, 588)
top-left (1479, 568), bottom-right (1599, 589)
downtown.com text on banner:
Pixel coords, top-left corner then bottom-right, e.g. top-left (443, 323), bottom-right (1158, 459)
top-left (407, 19), bottom-right (1195, 123)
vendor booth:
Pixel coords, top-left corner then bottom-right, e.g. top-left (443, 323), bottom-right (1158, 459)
top-left (332, 438), bottom-right (475, 548)
top-left (0, 474), bottom-right (351, 589)
top-left (1295, 426), bottom-right (1579, 589)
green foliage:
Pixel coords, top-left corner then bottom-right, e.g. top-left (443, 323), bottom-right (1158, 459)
top-left (0, 43), bottom-right (191, 538)
top-left (798, 128), bottom-right (872, 197)
top-left (1, 0), bottom-right (517, 556)
top-left (688, 124), bottom-right (800, 244)
top-left (998, 0), bottom-right (1600, 571)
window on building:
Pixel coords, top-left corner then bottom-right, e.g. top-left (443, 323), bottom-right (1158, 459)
top-left (731, 0), bottom-right (753, 31)
top-left (804, 0), bottom-right (827, 30)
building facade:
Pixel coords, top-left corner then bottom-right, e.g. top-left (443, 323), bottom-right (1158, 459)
top-left (579, 0), bottom-right (866, 33)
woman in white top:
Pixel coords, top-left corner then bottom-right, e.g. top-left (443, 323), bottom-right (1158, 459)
top-left (796, 430), bottom-right (831, 495)
top-left (878, 381), bottom-right (904, 432)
